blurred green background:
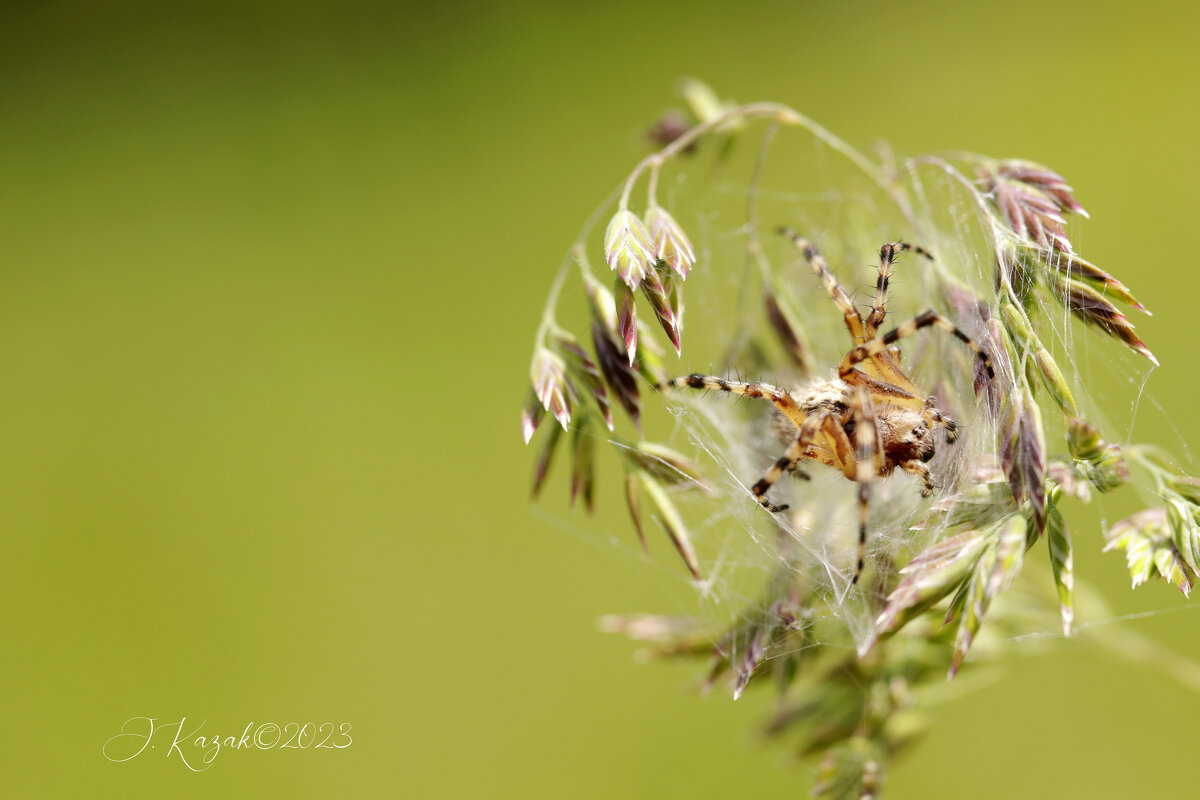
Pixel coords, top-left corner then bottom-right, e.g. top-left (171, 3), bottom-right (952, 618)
top-left (2, 1), bottom-right (1199, 797)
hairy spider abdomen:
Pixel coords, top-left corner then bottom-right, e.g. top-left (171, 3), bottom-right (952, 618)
top-left (795, 377), bottom-right (852, 415)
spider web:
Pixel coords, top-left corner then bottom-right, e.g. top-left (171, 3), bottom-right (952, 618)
top-left (552, 124), bottom-right (1173, 657)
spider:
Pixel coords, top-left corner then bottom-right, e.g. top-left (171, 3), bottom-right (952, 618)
top-left (662, 227), bottom-right (994, 584)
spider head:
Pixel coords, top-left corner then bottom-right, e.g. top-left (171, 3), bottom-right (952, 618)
top-left (909, 422), bottom-right (937, 463)
top-left (879, 408), bottom-right (937, 465)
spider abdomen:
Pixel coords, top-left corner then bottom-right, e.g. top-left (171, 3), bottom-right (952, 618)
top-left (794, 377), bottom-right (852, 415)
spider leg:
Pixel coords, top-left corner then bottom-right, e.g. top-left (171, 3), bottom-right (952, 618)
top-left (750, 414), bottom-right (826, 512)
top-left (865, 242), bottom-right (933, 337)
top-left (662, 374), bottom-right (807, 428)
top-left (839, 310), bottom-right (994, 383)
top-left (785, 461), bottom-right (812, 480)
top-left (899, 459), bottom-right (936, 497)
top-left (843, 369), bottom-right (923, 409)
top-left (855, 483), bottom-right (871, 585)
top-left (850, 385), bottom-right (883, 585)
top-left (821, 414), bottom-right (855, 478)
top-left (774, 229), bottom-right (930, 393)
top-left (778, 227), bottom-right (867, 344)
top-left (924, 399), bottom-right (958, 443)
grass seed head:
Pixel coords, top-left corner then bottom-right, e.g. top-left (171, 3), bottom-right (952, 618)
top-left (591, 320), bottom-right (641, 426)
top-left (531, 347), bottom-right (572, 430)
top-left (621, 440), bottom-right (710, 490)
top-left (555, 332), bottom-right (614, 431)
top-left (646, 109), bottom-right (692, 150)
top-left (645, 205), bottom-right (696, 278)
top-left (604, 209), bottom-right (654, 289)
top-left (520, 387), bottom-right (544, 444)
top-left (996, 160), bottom-right (1088, 218)
top-left (1105, 509), bottom-right (1198, 595)
top-left (1041, 249), bottom-right (1146, 312)
top-left (582, 268), bottom-right (618, 333)
top-left (616, 280), bottom-right (639, 364)
top-left (1044, 269), bottom-right (1157, 364)
top-left (639, 260), bottom-right (683, 354)
top-left (990, 175), bottom-right (1072, 252)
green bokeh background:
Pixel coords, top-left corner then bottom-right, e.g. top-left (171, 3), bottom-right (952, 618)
top-left (3, 1), bottom-right (1199, 797)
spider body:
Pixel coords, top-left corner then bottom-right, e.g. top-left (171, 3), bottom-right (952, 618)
top-left (664, 230), bottom-right (992, 584)
top-left (802, 377), bottom-right (937, 464)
